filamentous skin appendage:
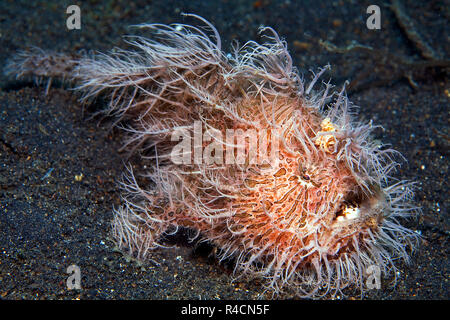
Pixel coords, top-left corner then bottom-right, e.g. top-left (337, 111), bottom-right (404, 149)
top-left (6, 15), bottom-right (420, 298)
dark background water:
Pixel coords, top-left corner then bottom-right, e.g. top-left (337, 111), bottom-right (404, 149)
top-left (0, 0), bottom-right (448, 299)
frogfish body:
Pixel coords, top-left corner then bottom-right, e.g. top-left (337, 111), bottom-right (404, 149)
top-left (7, 15), bottom-right (419, 298)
